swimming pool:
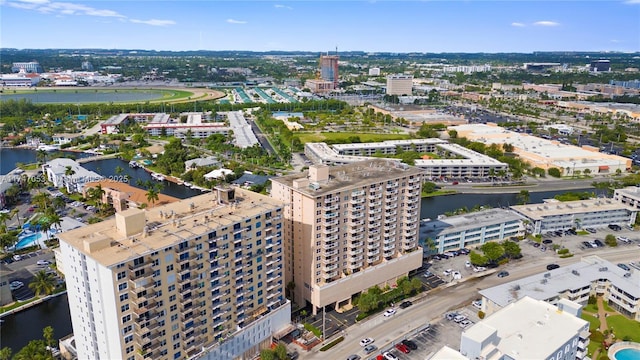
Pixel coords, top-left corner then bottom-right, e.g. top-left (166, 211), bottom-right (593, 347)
top-left (615, 348), bottom-right (640, 360)
top-left (15, 232), bottom-right (44, 250)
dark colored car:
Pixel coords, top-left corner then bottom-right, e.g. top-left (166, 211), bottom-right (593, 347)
top-left (546, 264), bottom-right (560, 271)
top-left (608, 224), bottom-right (622, 231)
top-left (594, 239), bottom-right (605, 247)
top-left (542, 239), bottom-right (553, 244)
top-left (399, 301), bottom-right (413, 309)
top-left (395, 343), bottom-right (410, 354)
top-left (497, 271), bottom-right (510, 278)
top-left (402, 339), bottom-right (418, 350)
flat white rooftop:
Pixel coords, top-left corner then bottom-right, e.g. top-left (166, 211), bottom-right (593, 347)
top-left (510, 198), bottom-right (634, 221)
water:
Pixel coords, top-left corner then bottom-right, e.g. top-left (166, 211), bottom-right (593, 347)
top-left (0, 90), bottom-right (165, 104)
top-left (0, 148), bottom-right (93, 175)
top-left (420, 188), bottom-right (601, 220)
top-left (81, 159), bottom-right (202, 199)
top-left (0, 294), bottom-right (73, 352)
top-left (15, 232), bottom-right (43, 250)
top-left (614, 348), bottom-right (640, 360)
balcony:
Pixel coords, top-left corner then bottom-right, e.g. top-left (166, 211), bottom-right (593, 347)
top-left (384, 224), bottom-right (396, 232)
top-left (383, 244), bottom-right (396, 251)
top-left (348, 262), bottom-right (364, 270)
top-left (324, 197), bottom-right (339, 204)
top-left (323, 212), bottom-right (338, 219)
top-left (132, 289), bottom-right (155, 304)
top-left (133, 301), bottom-right (157, 315)
top-left (349, 241), bottom-right (364, 248)
top-left (386, 182), bottom-right (399, 189)
top-left (370, 201), bottom-right (382, 207)
top-left (129, 261), bottom-right (153, 271)
top-left (349, 212), bottom-right (364, 219)
top-left (326, 234), bottom-right (339, 242)
top-left (367, 256), bottom-right (380, 263)
top-left (350, 197), bottom-right (365, 205)
top-left (323, 227), bottom-right (339, 235)
top-left (322, 248), bottom-right (338, 257)
top-left (352, 190), bottom-right (365, 197)
top-left (350, 219), bottom-right (365, 227)
top-left (129, 270), bottom-right (152, 282)
top-left (324, 204), bottom-right (339, 211)
top-left (350, 254), bottom-right (364, 262)
top-left (368, 249), bottom-right (380, 256)
top-left (323, 218), bottom-right (338, 226)
top-left (368, 208), bottom-right (382, 216)
top-left (321, 256), bottom-right (338, 264)
top-left (366, 242), bottom-right (379, 250)
top-left (322, 242), bottom-right (339, 250)
top-left (322, 270), bottom-right (338, 279)
top-left (368, 235), bottom-right (380, 242)
top-left (348, 248), bottom-right (364, 256)
top-left (323, 263), bottom-right (338, 272)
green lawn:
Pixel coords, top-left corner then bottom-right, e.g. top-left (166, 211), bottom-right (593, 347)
top-left (606, 315), bottom-right (640, 342)
top-left (581, 313), bottom-right (601, 332)
top-left (583, 303), bottom-right (599, 314)
top-left (295, 132), bottom-right (411, 144)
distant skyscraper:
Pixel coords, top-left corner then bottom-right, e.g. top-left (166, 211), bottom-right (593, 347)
top-left (320, 55), bottom-right (339, 89)
top-left (81, 61), bottom-right (94, 71)
top-left (11, 61), bottom-right (43, 73)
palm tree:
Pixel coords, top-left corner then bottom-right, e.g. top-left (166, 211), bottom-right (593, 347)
top-left (43, 326), bottom-right (55, 352)
top-left (115, 165), bottom-right (124, 175)
top-left (36, 149), bottom-right (47, 165)
top-left (64, 166), bottom-right (75, 177)
top-left (0, 212), bottom-right (9, 231)
top-left (145, 187), bottom-right (160, 208)
top-left (11, 208), bottom-right (21, 227)
top-left (0, 347), bottom-right (11, 360)
top-left (29, 270), bottom-right (57, 297)
top-left (48, 213), bottom-right (62, 232)
top-left (33, 191), bottom-right (50, 211)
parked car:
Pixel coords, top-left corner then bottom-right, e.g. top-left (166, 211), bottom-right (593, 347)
top-left (402, 340), bottom-right (418, 350)
top-left (453, 314), bottom-right (466, 323)
top-left (608, 224), bottom-right (622, 231)
top-left (465, 260), bottom-right (471, 268)
top-left (452, 271), bottom-right (462, 280)
top-left (616, 236), bottom-right (630, 243)
top-left (472, 300), bottom-right (482, 309)
top-left (443, 269), bottom-right (452, 276)
top-left (460, 319), bottom-right (473, 327)
top-left (395, 343), bottom-right (410, 354)
top-left (617, 263), bottom-right (631, 271)
top-left (542, 239), bottom-right (553, 244)
top-left (363, 345), bottom-right (378, 354)
top-left (383, 308), bottom-right (396, 317)
top-left (445, 312), bottom-right (457, 320)
top-left (9, 281), bottom-right (24, 290)
top-left (12, 255), bottom-right (22, 261)
top-left (546, 264), bottom-right (560, 271)
top-left (594, 239), bottom-right (605, 247)
top-left (346, 355), bottom-right (361, 360)
top-left (383, 352), bottom-right (398, 360)
top-left (497, 271), bottom-right (510, 278)
top-left (399, 301), bottom-right (412, 309)
top-left (360, 338), bottom-right (375, 347)
top-left (585, 228), bottom-right (596, 233)
top-left (473, 266), bottom-right (487, 272)
top-left (37, 260), bottom-right (51, 266)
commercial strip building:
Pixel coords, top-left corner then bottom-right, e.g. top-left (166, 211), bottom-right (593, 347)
top-left (510, 198), bottom-right (637, 235)
top-left (419, 209), bottom-right (524, 254)
top-left (224, 111), bottom-right (260, 149)
top-left (479, 255), bottom-right (640, 322)
top-left (101, 113), bottom-right (169, 135)
top-left (305, 139), bottom-right (508, 179)
top-left (432, 297), bottom-right (590, 360)
top-left (452, 123), bottom-right (631, 175)
top-left (58, 187), bottom-right (291, 360)
top-left (386, 74), bottom-right (413, 95)
top-left (43, 158), bottom-right (103, 194)
top-left (101, 112), bottom-right (231, 140)
top-left (0, 72), bottom-right (40, 87)
top-left (304, 79), bottom-right (335, 94)
top-left (270, 161), bottom-right (424, 314)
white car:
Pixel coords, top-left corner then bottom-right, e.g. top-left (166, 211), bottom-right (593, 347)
top-left (616, 236), bottom-right (630, 243)
top-left (383, 352), bottom-right (398, 360)
top-left (359, 338), bottom-right (374, 347)
top-left (472, 300), bottom-right (482, 309)
top-left (37, 260), bottom-right (51, 266)
top-left (452, 271), bottom-right (462, 280)
top-left (443, 269), bottom-right (453, 276)
top-left (9, 281), bottom-right (24, 290)
top-left (473, 266), bottom-right (486, 272)
top-left (465, 260), bottom-right (471, 268)
top-left (383, 308), bottom-right (397, 317)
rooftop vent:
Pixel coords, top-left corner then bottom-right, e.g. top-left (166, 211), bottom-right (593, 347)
top-left (544, 273), bottom-right (551, 278)
top-left (572, 270), bottom-right (580, 276)
top-left (599, 267), bottom-right (609, 272)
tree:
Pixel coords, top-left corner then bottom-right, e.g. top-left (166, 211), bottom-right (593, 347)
top-left (29, 270), bottom-right (57, 296)
top-left (502, 241), bottom-right (522, 259)
top-left (469, 251), bottom-right (488, 266)
top-left (43, 326), bottom-right (55, 351)
top-left (36, 149), bottom-right (47, 164)
top-left (0, 347), bottom-right (11, 360)
top-left (145, 186), bottom-right (160, 207)
top-left (480, 242), bottom-right (505, 263)
top-left (604, 234), bottom-right (618, 247)
top-left (12, 340), bottom-right (52, 360)
top-left (260, 349), bottom-right (276, 360)
top-left (516, 190), bottom-right (530, 205)
top-left (548, 167), bottom-right (562, 178)
top-left (422, 181), bottom-right (437, 194)
top-left (0, 212), bottom-right (9, 231)
top-left (64, 166), bottom-right (75, 177)
top-left (115, 165), bottom-right (124, 175)
top-left (274, 343), bottom-right (288, 360)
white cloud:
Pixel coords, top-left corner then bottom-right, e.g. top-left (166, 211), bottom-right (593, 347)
top-left (624, 0), bottom-right (640, 4)
top-left (511, 22), bottom-right (525, 27)
top-left (610, 39), bottom-right (623, 43)
top-left (130, 18), bottom-right (176, 26)
top-left (533, 20), bottom-right (560, 27)
top-left (2, 0), bottom-right (175, 25)
top-left (226, 18), bottom-right (247, 24)
top-left (274, 4), bottom-right (293, 10)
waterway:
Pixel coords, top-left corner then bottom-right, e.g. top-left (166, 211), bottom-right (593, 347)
top-left (0, 148), bottom-right (94, 175)
top-left (0, 294), bottom-right (72, 352)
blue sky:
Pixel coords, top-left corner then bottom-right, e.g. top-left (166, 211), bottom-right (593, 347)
top-left (1, 0), bottom-right (638, 52)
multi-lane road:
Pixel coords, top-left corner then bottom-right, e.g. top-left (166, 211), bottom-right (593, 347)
top-left (300, 245), bottom-right (640, 360)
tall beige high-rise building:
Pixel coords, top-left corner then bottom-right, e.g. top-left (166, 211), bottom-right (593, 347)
top-left (59, 187), bottom-right (290, 360)
top-left (270, 160), bottom-right (423, 314)
top-left (386, 74), bottom-right (413, 95)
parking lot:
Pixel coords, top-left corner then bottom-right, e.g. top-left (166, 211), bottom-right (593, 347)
top-left (3, 249), bottom-right (59, 302)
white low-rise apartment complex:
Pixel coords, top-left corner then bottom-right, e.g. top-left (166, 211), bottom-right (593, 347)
top-left (43, 158), bottom-right (103, 193)
top-left (420, 209), bottom-right (524, 253)
top-left (510, 198), bottom-right (637, 235)
top-left (613, 186), bottom-right (640, 210)
top-left (270, 161), bottom-right (423, 314)
top-left (143, 112), bottom-right (230, 139)
top-left (479, 255), bottom-right (640, 321)
top-left (59, 187), bottom-right (291, 360)
top-left (305, 139), bottom-right (508, 179)
top-left (432, 297), bottom-right (590, 360)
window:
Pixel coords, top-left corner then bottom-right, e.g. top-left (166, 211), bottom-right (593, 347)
top-left (121, 314), bottom-right (131, 324)
top-left (169, 294), bottom-right (176, 302)
top-left (166, 264), bottom-right (174, 272)
top-left (117, 271), bottom-right (126, 280)
top-left (124, 335), bottom-right (133, 344)
top-left (125, 346), bottom-right (134, 354)
top-left (119, 293), bottom-right (129, 302)
top-left (168, 284), bottom-right (175, 292)
top-left (120, 304), bottom-right (129, 312)
top-left (118, 282), bottom-right (127, 291)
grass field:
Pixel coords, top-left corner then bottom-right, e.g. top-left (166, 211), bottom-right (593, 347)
top-left (295, 132), bottom-right (412, 143)
top-left (606, 315), bottom-right (640, 342)
top-left (581, 313), bottom-right (601, 332)
top-left (1, 88), bottom-right (195, 104)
